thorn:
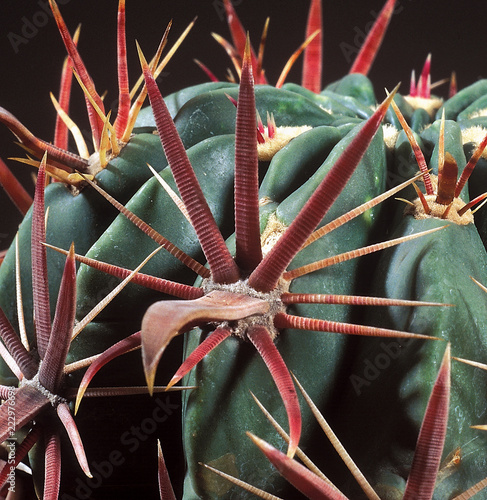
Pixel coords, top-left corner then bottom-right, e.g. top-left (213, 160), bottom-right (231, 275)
top-left (301, 0), bottom-right (322, 92)
top-left (50, 92), bottom-right (90, 159)
top-left (412, 182), bottom-right (431, 214)
top-left (212, 32), bottom-right (242, 80)
top-left (0, 157), bottom-right (33, 215)
top-left (129, 21), bottom-right (171, 100)
top-left (193, 58), bottom-right (219, 82)
top-left (430, 77), bottom-right (450, 91)
top-left (449, 71), bottom-right (457, 98)
top-left (49, 0), bottom-right (105, 145)
top-left (164, 327), bottom-right (230, 392)
top-left (403, 343), bottom-right (450, 498)
top-left (57, 403), bottom-right (92, 478)
top-left (389, 92), bottom-right (434, 194)
top-left (276, 29), bottom-right (320, 89)
top-left (246, 326), bottom-right (301, 458)
top-left (123, 18), bottom-right (195, 142)
top-left (224, 92), bottom-right (238, 108)
top-left (419, 53), bottom-right (432, 98)
top-left (222, 0), bottom-right (264, 83)
top-left (349, 0), bottom-right (396, 76)
top-left (410, 69), bottom-right (417, 97)
top-left (304, 170), bottom-right (430, 248)
top-left (453, 355), bottom-right (487, 372)
top-left (14, 235), bottom-right (29, 351)
top-left (157, 440), bottom-right (177, 500)
top-left (114, 0), bottom-right (131, 139)
top-left (284, 224), bottom-right (447, 281)
top-left (436, 152), bottom-right (457, 206)
top-left (455, 127), bottom-right (487, 197)
top-left (470, 194), bottom-right (487, 215)
top-left (256, 17), bottom-right (270, 83)
top-left (147, 163), bottom-right (190, 222)
top-left (267, 112), bottom-right (276, 139)
top-left (246, 432), bottom-right (347, 498)
top-left (98, 113), bottom-right (110, 169)
top-left (256, 109), bottom-right (265, 135)
top-left (200, 462), bottom-right (283, 499)
top-left (53, 23), bottom-right (81, 150)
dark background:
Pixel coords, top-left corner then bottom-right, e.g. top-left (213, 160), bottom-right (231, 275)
top-left (0, 0), bottom-right (482, 249)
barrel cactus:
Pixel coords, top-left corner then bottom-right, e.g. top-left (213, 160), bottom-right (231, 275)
top-left (1, 1), bottom-right (487, 499)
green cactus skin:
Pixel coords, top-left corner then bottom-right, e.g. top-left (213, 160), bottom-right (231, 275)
top-left (258, 125), bottom-right (347, 201)
top-left (409, 107), bottom-right (432, 133)
top-left (332, 117), bottom-right (487, 498)
top-left (467, 148), bottom-right (487, 250)
top-left (324, 73), bottom-right (377, 108)
top-left (449, 80), bottom-right (487, 253)
top-left (282, 81), bottom-right (372, 122)
top-left (439, 80), bottom-right (487, 121)
top-left (335, 218), bottom-right (487, 498)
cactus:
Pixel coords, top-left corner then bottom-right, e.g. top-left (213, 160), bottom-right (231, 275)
top-left (0, 156), bottom-right (179, 498)
top-left (2, 1), bottom-right (487, 499)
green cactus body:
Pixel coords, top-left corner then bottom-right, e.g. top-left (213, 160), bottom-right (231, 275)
top-left (0, 132), bottom-right (166, 380)
top-left (324, 73), bottom-right (377, 108)
top-left (451, 81), bottom-right (487, 251)
top-left (333, 115), bottom-right (487, 498)
top-left (439, 80), bottom-right (487, 121)
top-left (410, 107), bottom-right (432, 133)
top-left (338, 219), bottom-right (487, 498)
top-left (281, 82), bottom-right (364, 119)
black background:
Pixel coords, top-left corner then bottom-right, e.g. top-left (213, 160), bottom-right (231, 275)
top-left (0, 0), bottom-right (482, 248)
